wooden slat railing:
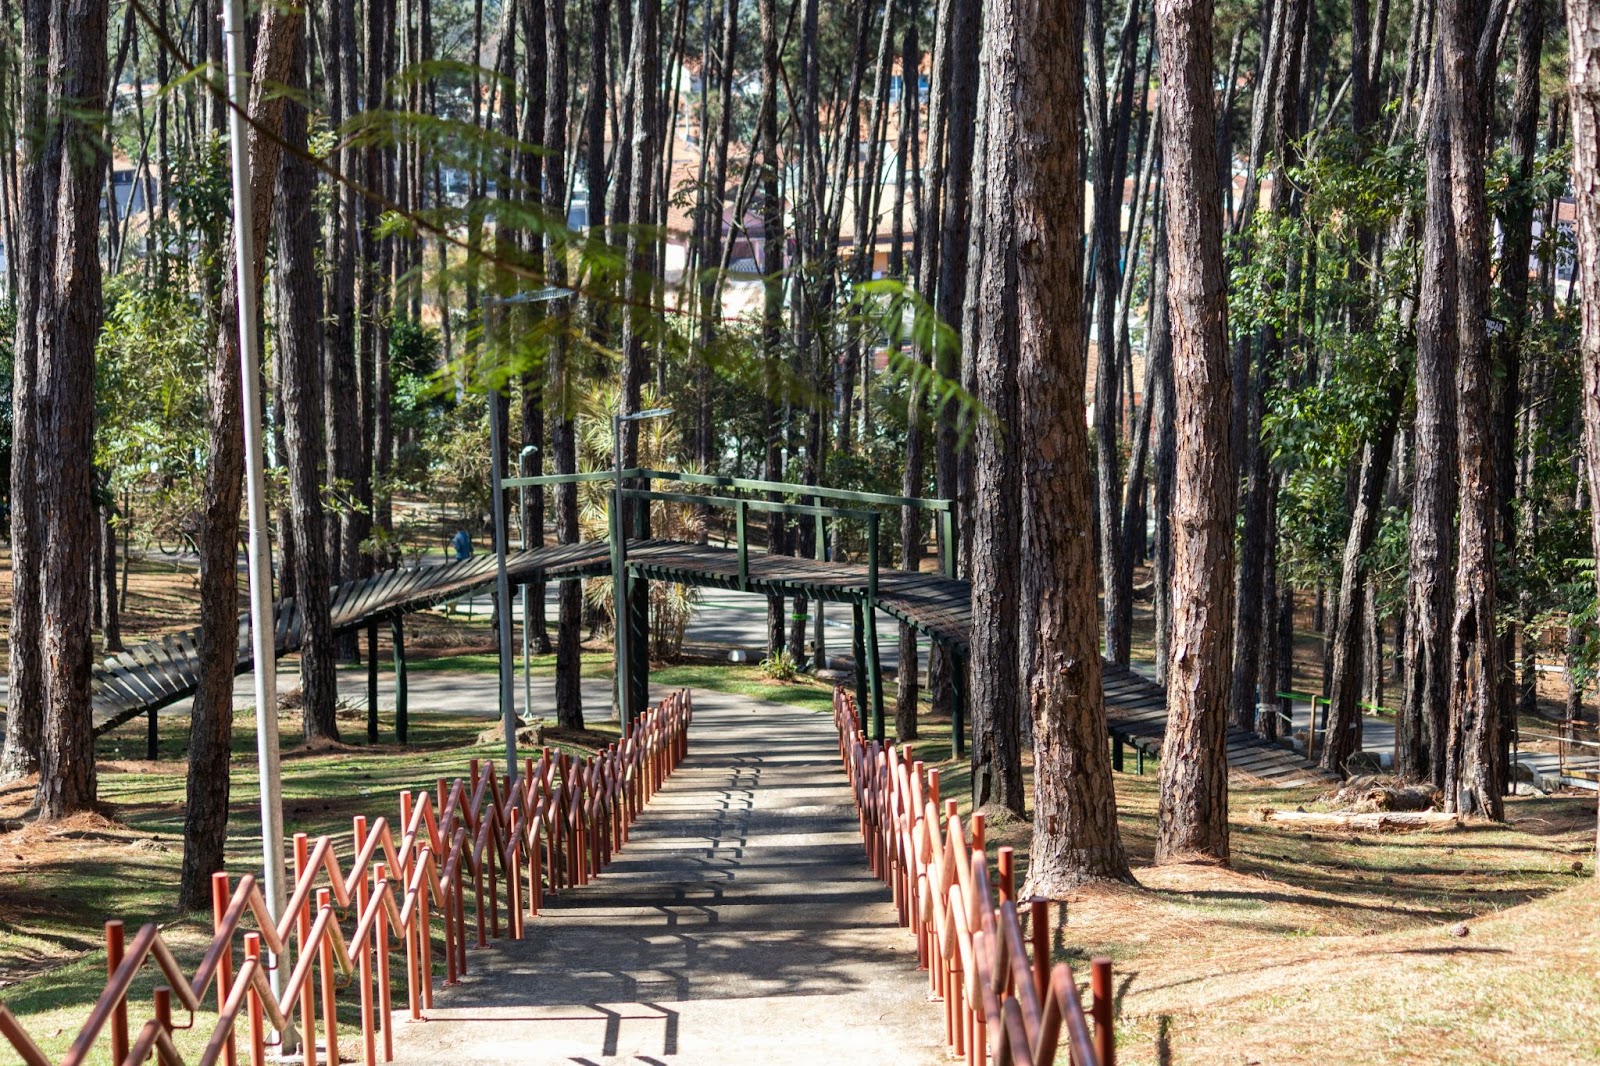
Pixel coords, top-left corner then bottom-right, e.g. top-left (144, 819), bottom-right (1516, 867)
top-left (833, 686), bottom-right (1113, 1066)
top-left (0, 690), bottom-right (693, 1066)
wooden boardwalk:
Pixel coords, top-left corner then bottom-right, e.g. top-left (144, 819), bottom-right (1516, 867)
top-left (1100, 663), bottom-right (1337, 787)
top-left (90, 541), bottom-right (611, 733)
top-left (92, 538), bottom-right (1337, 788)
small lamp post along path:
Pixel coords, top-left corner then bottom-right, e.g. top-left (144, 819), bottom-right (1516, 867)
top-left (613, 407), bottom-right (672, 728)
top-left (482, 286), bottom-right (571, 784)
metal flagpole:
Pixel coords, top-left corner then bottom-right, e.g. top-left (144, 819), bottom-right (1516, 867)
top-left (221, 0), bottom-right (286, 1004)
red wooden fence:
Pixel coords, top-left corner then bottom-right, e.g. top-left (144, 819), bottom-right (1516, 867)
top-left (0, 690), bottom-right (692, 1066)
top-left (834, 686), bottom-right (1114, 1066)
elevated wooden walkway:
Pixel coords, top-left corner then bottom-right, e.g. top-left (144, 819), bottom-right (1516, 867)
top-left (91, 537), bottom-right (1336, 789)
top-left (1100, 663), bottom-right (1337, 788)
top-left (91, 541), bottom-right (610, 734)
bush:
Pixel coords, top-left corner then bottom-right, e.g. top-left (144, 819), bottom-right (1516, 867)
top-left (759, 647), bottom-right (798, 683)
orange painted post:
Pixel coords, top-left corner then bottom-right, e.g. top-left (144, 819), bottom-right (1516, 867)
top-left (420, 870), bottom-right (434, 1010)
top-left (375, 864), bottom-right (394, 1061)
top-left (1092, 957), bottom-right (1114, 1066)
top-left (455, 857), bottom-right (469, 976)
top-left (352, 825), bottom-right (376, 1066)
top-left (212, 872), bottom-right (239, 1066)
top-left (244, 934), bottom-right (266, 1066)
top-left (998, 847), bottom-right (1015, 904)
top-left (486, 816), bottom-right (501, 938)
top-left (405, 879), bottom-right (422, 1021)
top-left (317, 888), bottom-right (340, 1066)
top-left (1030, 897), bottom-right (1050, 1004)
top-left (951, 965), bottom-right (966, 1057)
top-left (508, 808), bottom-right (524, 939)
top-left (153, 984), bottom-right (173, 1037)
top-left (295, 834), bottom-right (318, 1066)
top-left (105, 920), bottom-right (130, 1066)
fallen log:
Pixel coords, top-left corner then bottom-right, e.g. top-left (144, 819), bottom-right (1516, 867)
top-left (1257, 809), bottom-right (1462, 832)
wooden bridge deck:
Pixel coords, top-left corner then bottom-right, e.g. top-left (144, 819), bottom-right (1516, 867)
top-left (1099, 663), bottom-right (1338, 788)
top-left (91, 538), bottom-right (1336, 789)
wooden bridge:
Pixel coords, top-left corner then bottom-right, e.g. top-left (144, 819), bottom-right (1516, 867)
top-left (92, 466), bottom-right (1332, 787)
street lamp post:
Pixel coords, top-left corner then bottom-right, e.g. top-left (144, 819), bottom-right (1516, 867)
top-left (220, 0), bottom-right (286, 1015)
top-left (612, 408), bottom-right (672, 729)
top-left (518, 443), bottom-right (538, 727)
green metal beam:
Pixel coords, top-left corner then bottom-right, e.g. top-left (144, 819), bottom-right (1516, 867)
top-left (392, 616), bottom-right (408, 745)
top-left (504, 466), bottom-right (955, 515)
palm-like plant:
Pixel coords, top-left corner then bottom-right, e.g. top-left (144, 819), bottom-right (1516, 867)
top-left (572, 381), bottom-right (704, 661)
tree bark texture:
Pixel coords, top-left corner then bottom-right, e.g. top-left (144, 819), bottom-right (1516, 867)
top-left (33, 0), bottom-right (111, 819)
top-left (549, 0), bottom-right (584, 730)
top-left (1398, 92), bottom-right (1457, 787)
top-left (967, 0), bottom-right (1028, 819)
top-left (181, 1), bottom-right (300, 908)
top-left (989, 0), bottom-right (1133, 889)
top-left (1154, 0), bottom-right (1235, 865)
top-left (1570, 0), bottom-right (1600, 866)
top-left (1322, 393), bottom-right (1400, 774)
top-left (2, 0), bottom-right (52, 786)
top-left (275, 23), bottom-right (340, 745)
top-left (1440, 0), bottom-right (1503, 819)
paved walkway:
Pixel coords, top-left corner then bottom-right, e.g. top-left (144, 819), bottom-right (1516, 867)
top-left (389, 690), bottom-right (946, 1066)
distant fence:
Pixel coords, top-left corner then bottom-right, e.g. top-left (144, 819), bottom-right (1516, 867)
top-left (833, 687), bottom-right (1114, 1066)
top-left (0, 690), bottom-right (693, 1066)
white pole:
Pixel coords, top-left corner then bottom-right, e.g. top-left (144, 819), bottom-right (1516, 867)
top-left (221, 0), bottom-right (287, 1002)
top-left (489, 387), bottom-right (519, 784)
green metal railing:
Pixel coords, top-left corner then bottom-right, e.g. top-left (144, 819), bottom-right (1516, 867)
top-left (501, 466), bottom-right (959, 746)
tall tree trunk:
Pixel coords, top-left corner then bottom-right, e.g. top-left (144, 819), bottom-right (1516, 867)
top-left (928, 0), bottom-right (980, 723)
top-left (521, 0), bottom-right (552, 657)
top-left (968, 0), bottom-right (1026, 818)
top-left (101, 499), bottom-right (122, 652)
top-left (1149, 215), bottom-right (1175, 685)
top-left (326, 0), bottom-right (362, 644)
top-left (758, 0), bottom-right (786, 659)
top-left (1567, 0), bottom-right (1600, 863)
top-left (1154, 0), bottom-right (1234, 865)
top-left (1398, 88), bottom-right (1457, 786)
top-left (986, 0), bottom-right (1133, 889)
top-left (1495, 0), bottom-right (1544, 782)
top-left (34, 0), bottom-right (111, 820)
top-left (1322, 391), bottom-right (1401, 774)
top-left (1090, 0), bottom-right (1142, 666)
top-left (276, 22), bottom-right (339, 746)
top-left (181, 1), bottom-right (300, 909)
top-left (549, 0), bottom-right (584, 730)
top-left (1, 0), bottom-right (52, 786)
top-left (1441, 0), bottom-right (1503, 819)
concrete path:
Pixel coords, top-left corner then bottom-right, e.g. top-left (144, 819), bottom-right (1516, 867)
top-left (387, 690), bottom-right (946, 1066)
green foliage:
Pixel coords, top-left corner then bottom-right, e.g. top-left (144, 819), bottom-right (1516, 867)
top-left (1236, 132), bottom-right (1419, 587)
top-left (759, 647), bottom-right (799, 683)
top-left (96, 276), bottom-right (212, 544)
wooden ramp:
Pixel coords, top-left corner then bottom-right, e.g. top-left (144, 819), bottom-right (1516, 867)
top-left (1100, 663), bottom-right (1337, 788)
top-left (90, 541), bottom-right (611, 734)
top-left (92, 535), bottom-right (1335, 793)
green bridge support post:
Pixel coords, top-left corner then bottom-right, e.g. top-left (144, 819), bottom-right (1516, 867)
top-left (147, 708), bottom-right (158, 760)
top-left (627, 479), bottom-right (652, 718)
top-left (392, 615), bottom-right (408, 745)
top-left (627, 568), bottom-right (651, 719)
top-left (950, 647), bottom-right (967, 760)
top-left (851, 601), bottom-right (869, 718)
top-left (366, 619), bottom-right (380, 743)
top-left (865, 513), bottom-right (884, 742)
